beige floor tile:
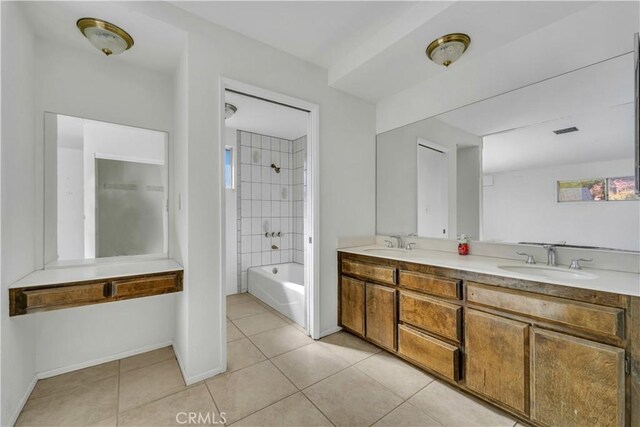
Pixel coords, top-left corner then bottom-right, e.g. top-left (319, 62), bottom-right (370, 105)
top-left (318, 331), bottom-right (381, 364)
top-left (409, 381), bottom-right (515, 426)
top-left (355, 351), bottom-right (434, 399)
top-left (373, 402), bottom-right (442, 426)
top-left (304, 366), bottom-right (403, 427)
top-left (119, 383), bottom-right (221, 427)
top-left (30, 360), bottom-right (119, 399)
top-left (227, 338), bottom-right (267, 372)
top-left (227, 301), bottom-right (269, 321)
top-left (120, 346), bottom-right (175, 373)
top-left (90, 415), bottom-right (118, 426)
top-left (248, 325), bottom-right (313, 358)
top-left (232, 311), bottom-right (289, 336)
top-left (271, 342), bottom-right (350, 389)
top-left (119, 357), bottom-right (186, 412)
top-left (227, 293), bottom-right (255, 307)
top-left (206, 360), bottom-right (297, 424)
top-left (16, 376), bottom-right (118, 426)
top-left (231, 392), bottom-right (332, 427)
top-left (227, 321), bottom-right (245, 342)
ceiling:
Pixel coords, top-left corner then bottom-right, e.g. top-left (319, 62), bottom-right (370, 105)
top-left (20, 1), bottom-right (186, 75)
top-left (172, 1), bottom-right (417, 70)
top-left (225, 91), bottom-right (308, 141)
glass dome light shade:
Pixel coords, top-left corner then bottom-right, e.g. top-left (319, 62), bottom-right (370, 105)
top-left (426, 33), bottom-right (470, 67)
top-left (77, 18), bottom-right (134, 56)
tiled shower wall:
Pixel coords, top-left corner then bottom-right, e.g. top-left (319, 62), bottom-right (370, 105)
top-left (292, 135), bottom-right (307, 264)
top-left (237, 130), bottom-right (306, 291)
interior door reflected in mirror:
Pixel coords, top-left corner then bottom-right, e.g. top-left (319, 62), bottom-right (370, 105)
top-left (44, 113), bottom-right (168, 267)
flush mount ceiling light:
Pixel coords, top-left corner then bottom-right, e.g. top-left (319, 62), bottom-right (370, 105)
top-left (225, 103), bottom-right (238, 119)
top-left (426, 33), bottom-right (471, 67)
top-left (76, 18), bottom-right (134, 56)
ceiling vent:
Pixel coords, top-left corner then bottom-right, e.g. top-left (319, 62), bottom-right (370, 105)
top-left (553, 126), bottom-right (579, 135)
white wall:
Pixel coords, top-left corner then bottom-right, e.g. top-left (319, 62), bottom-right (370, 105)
top-left (129, 2), bottom-right (376, 381)
top-left (377, 116), bottom-right (481, 237)
top-left (225, 126), bottom-right (238, 295)
top-left (31, 39), bottom-right (176, 376)
top-left (483, 159), bottom-right (639, 251)
top-left (57, 147), bottom-right (84, 260)
top-left (0, 2), bottom-right (38, 425)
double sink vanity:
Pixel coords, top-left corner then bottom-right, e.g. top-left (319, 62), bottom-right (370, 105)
top-left (337, 244), bottom-right (639, 427)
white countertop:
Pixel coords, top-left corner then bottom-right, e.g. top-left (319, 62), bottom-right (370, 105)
top-left (10, 259), bottom-right (183, 289)
top-left (339, 245), bottom-right (640, 297)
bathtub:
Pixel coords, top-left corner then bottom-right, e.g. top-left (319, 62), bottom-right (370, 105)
top-left (248, 263), bottom-right (305, 329)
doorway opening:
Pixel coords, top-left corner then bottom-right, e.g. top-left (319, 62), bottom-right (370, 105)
top-left (221, 79), bottom-right (319, 341)
top-left (417, 138), bottom-right (450, 239)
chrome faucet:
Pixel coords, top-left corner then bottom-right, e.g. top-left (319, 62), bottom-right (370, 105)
top-left (406, 242), bottom-right (416, 251)
top-left (543, 245), bottom-right (558, 267)
top-left (389, 235), bottom-right (403, 249)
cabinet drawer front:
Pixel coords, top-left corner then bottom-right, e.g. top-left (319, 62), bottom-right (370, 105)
top-left (399, 291), bottom-right (461, 343)
top-left (112, 274), bottom-right (180, 298)
top-left (23, 283), bottom-right (108, 312)
top-left (398, 324), bottom-right (459, 381)
top-left (467, 282), bottom-right (624, 340)
top-left (399, 271), bottom-right (461, 300)
top-left (342, 259), bottom-right (396, 285)
top-left (530, 328), bottom-right (625, 427)
top-left (340, 276), bottom-right (365, 336)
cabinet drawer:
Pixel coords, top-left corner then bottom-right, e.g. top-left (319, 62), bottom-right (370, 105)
top-left (399, 290), bottom-right (461, 343)
top-left (399, 271), bottom-right (461, 300)
top-left (112, 274), bottom-right (180, 298)
top-left (342, 259), bottom-right (396, 285)
top-left (398, 324), bottom-right (459, 381)
top-left (22, 282), bottom-right (109, 313)
top-left (467, 282), bottom-right (624, 340)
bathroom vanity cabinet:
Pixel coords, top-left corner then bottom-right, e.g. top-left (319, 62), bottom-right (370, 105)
top-left (337, 251), bottom-right (639, 427)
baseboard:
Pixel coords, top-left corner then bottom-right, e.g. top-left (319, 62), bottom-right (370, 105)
top-left (174, 346), bottom-right (225, 385)
top-left (319, 325), bottom-right (342, 338)
top-left (9, 374), bottom-right (38, 427)
top-left (37, 340), bottom-right (174, 380)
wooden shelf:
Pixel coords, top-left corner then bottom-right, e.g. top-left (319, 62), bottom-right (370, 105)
top-left (9, 268), bottom-right (183, 316)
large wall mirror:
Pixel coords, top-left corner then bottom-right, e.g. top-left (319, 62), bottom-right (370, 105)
top-left (377, 52), bottom-right (639, 252)
top-left (44, 113), bottom-right (169, 267)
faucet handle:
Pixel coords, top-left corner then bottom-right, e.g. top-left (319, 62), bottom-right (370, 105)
top-left (516, 252), bottom-right (536, 264)
top-left (569, 258), bottom-right (592, 270)
top-left (406, 242), bottom-right (416, 251)
top-left (383, 239), bottom-right (394, 248)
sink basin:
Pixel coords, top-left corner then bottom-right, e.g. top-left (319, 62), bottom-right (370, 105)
top-left (362, 248), bottom-right (408, 256)
top-left (498, 265), bottom-right (597, 280)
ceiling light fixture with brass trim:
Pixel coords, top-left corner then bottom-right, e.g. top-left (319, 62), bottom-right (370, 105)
top-left (426, 33), bottom-right (471, 67)
top-left (225, 103), bottom-right (238, 119)
top-left (76, 18), bottom-right (134, 56)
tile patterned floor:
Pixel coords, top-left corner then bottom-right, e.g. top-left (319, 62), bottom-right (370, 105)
top-left (15, 293), bottom-right (520, 426)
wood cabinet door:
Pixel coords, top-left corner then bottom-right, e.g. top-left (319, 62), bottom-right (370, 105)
top-left (465, 309), bottom-right (529, 415)
top-left (365, 283), bottom-right (397, 351)
top-left (340, 276), bottom-right (365, 336)
top-left (531, 328), bottom-right (625, 427)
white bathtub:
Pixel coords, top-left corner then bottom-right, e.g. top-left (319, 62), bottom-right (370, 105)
top-left (248, 263), bottom-right (305, 328)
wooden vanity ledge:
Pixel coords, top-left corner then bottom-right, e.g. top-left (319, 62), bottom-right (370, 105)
top-left (9, 259), bottom-right (183, 316)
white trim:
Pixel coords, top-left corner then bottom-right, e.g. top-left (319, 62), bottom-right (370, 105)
top-left (319, 326), bottom-right (342, 338)
top-left (36, 340), bottom-right (174, 379)
top-left (93, 152), bottom-right (165, 166)
top-left (174, 344), bottom-right (225, 385)
top-left (8, 375), bottom-right (38, 427)
top-left (219, 77), bottom-right (321, 340)
top-left (417, 137), bottom-right (450, 153)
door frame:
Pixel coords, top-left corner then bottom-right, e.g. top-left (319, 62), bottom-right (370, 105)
top-left (219, 77), bottom-right (321, 340)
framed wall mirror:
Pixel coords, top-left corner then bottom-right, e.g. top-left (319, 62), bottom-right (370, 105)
top-left (377, 50), bottom-right (639, 252)
top-left (44, 113), bottom-right (169, 267)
